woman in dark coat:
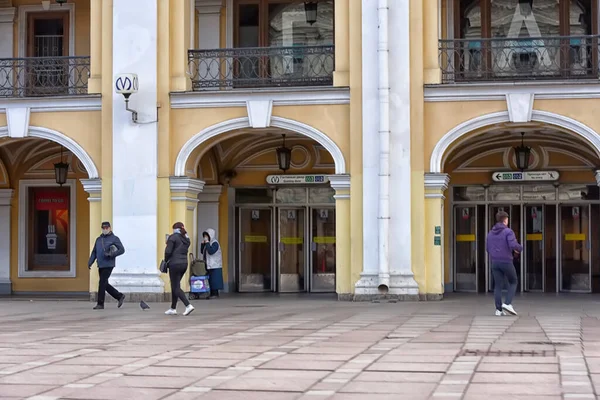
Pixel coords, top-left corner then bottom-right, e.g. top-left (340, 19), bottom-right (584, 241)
top-left (201, 228), bottom-right (224, 299)
top-left (164, 222), bottom-right (194, 316)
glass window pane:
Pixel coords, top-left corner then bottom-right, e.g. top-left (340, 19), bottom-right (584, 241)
top-left (488, 185), bottom-right (521, 201)
top-left (559, 184), bottom-right (600, 201)
top-left (523, 185), bottom-right (556, 201)
top-left (268, 1), bottom-right (334, 47)
top-left (453, 186), bottom-right (485, 201)
top-left (308, 187), bottom-right (335, 204)
top-left (276, 187), bottom-right (307, 204)
top-left (235, 188), bottom-right (273, 204)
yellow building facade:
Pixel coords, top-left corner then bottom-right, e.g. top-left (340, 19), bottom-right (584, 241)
top-left (0, 0), bottom-right (598, 301)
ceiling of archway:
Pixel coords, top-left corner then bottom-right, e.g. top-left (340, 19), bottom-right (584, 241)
top-left (445, 127), bottom-right (600, 173)
top-left (195, 130), bottom-right (335, 183)
top-left (0, 137), bottom-right (86, 183)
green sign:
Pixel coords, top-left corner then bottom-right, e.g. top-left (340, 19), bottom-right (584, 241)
top-left (434, 236), bottom-right (441, 246)
top-left (434, 226), bottom-right (441, 235)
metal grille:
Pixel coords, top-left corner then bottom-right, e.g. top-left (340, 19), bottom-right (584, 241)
top-left (0, 56), bottom-right (90, 97)
top-left (439, 35), bottom-right (600, 83)
top-left (188, 45), bottom-right (335, 89)
top-left (33, 35), bottom-right (63, 57)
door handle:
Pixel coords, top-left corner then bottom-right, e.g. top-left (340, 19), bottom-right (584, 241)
top-left (278, 242), bottom-right (285, 252)
top-left (311, 242), bottom-right (317, 251)
top-left (240, 242), bottom-right (245, 251)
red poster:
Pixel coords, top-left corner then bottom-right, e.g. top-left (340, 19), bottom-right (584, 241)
top-left (35, 190), bottom-right (69, 211)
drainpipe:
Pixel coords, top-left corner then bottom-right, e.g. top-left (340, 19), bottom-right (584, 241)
top-left (377, 0), bottom-right (390, 293)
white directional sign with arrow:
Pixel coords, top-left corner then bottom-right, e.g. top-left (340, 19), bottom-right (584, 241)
top-left (492, 171), bottom-right (559, 182)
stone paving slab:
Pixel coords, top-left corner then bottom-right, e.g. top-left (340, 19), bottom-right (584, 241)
top-left (2, 294), bottom-right (600, 399)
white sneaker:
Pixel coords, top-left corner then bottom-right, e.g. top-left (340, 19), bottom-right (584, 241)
top-left (502, 303), bottom-right (517, 316)
top-left (183, 305), bottom-right (195, 316)
top-left (495, 310), bottom-right (506, 316)
top-left (165, 309), bottom-right (177, 315)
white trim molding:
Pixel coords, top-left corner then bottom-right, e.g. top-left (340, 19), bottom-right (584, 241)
top-left (18, 179), bottom-right (77, 278)
top-left (424, 173), bottom-right (450, 199)
top-left (425, 82), bottom-right (600, 102)
top-left (0, 7), bottom-right (15, 24)
top-left (175, 116), bottom-right (347, 176)
top-left (80, 178), bottom-right (102, 202)
top-left (430, 110), bottom-right (600, 173)
top-left (18, 3), bottom-right (76, 58)
top-left (170, 87), bottom-right (350, 108)
top-left (595, 170), bottom-right (600, 187)
top-left (0, 96), bottom-right (102, 113)
top-left (0, 125), bottom-right (99, 179)
top-left (328, 174), bottom-right (351, 199)
top-left (169, 176), bottom-right (206, 201)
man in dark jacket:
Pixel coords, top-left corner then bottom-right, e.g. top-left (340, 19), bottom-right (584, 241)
top-left (88, 221), bottom-right (126, 310)
top-left (486, 211), bottom-right (523, 316)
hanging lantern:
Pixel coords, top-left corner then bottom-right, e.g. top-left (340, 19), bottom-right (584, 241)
top-left (304, 1), bottom-right (318, 25)
top-left (54, 147), bottom-right (69, 186)
top-left (276, 134), bottom-right (292, 173)
top-left (55, 0), bottom-right (68, 5)
top-left (514, 132), bottom-right (531, 171)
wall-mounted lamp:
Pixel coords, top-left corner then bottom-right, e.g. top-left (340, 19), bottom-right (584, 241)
top-left (115, 73), bottom-right (139, 123)
top-left (42, 0), bottom-right (67, 10)
top-left (304, 1), bottom-right (318, 25)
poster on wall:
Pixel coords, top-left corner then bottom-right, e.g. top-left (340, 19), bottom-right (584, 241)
top-left (35, 190), bottom-right (69, 211)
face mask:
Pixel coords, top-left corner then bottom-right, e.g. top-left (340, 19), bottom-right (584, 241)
top-left (102, 229), bottom-right (110, 235)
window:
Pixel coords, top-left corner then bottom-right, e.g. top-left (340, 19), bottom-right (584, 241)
top-left (19, 180), bottom-right (76, 278)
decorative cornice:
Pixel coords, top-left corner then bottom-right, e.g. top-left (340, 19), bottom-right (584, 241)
top-left (0, 7), bottom-right (15, 23)
top-left (195, 0), bottom-right (222, 14)
top-left (328, 174), bottom-right (351, 192)
top-left (0, 189), bottom-right (14, 206)
top-left (595, 170), bottom-right (600, 187)
top-left (80, 179), bottom-right (102, 202)
top-left (170, 87), bottom-right (350, 109)
top-left (169, 177), bottom-right (206, 198)
top-left (197, 185), bottom-right (223, 202)
top-left (424, 173), bottom-right (450, 199)
top-left (424, 82), bottom-right (600, 102)
top-left (0, 95), bottom-right (102, 112)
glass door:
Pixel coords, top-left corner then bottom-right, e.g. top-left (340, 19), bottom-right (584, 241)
top-left (487, 205), bottom-right (521, 292)
top-left (310, 208), bottom-right (336, 292)
top-left (560, 204), bottom-right (592, 292)
top-left (238, 208), bottom-right (273, 292)
top-left (524, 205), bottom-right (544, 291)
top-left (454, 206), bottom-right (478, 292)
top-left (278, 208), bottom-right (306, 292)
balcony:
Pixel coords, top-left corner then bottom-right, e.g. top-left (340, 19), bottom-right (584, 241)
top-left (439, 36), bottom-right (600, 83)
top-left (0, 56), bottom-right (90, 98)
top-left (187, 45), bottom-right (335, 90)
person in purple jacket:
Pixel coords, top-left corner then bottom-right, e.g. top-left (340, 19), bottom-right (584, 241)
top-left (486, 211), bottom-right (523, 316)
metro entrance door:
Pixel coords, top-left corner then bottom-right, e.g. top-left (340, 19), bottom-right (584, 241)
top-left (278, 208), bottom-right (306, 292)
top-left (560, 204), bottom-right (592, 292)
top-left (487, 205), bottom-right (521, 292)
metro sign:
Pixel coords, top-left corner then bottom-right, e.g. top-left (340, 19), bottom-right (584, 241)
top-left (492, 171), bottom-right (559, 182)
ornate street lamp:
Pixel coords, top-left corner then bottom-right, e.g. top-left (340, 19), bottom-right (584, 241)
top-left (514, 132), bottom-right (531, 171)
top-left (54, 146), bottom-right (69, 186)
top-left (276, 134), bottom-right (292, 173)
top-left (304, 1), bottom-right (318, 25)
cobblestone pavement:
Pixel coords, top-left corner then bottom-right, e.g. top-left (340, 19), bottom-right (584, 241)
top-left (2, 293), bottom-right (600, 399)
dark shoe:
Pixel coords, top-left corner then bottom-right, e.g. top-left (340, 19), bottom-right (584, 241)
top-left (117, 295), bottom-right (125, 308)
top-left (93, 304), bottom-right (104, 310)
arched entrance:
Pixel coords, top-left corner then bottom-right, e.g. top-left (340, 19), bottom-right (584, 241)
top-left (0, 126), bottom-right (99, 295)
top-left (173, 117), bottom-right (349, 295)
top-left (433, 111), bottom-right (600, 294)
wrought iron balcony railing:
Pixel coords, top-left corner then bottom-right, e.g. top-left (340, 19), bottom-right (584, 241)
top-left (0, 56), bottom-right (90, 97)
top-left (188, 45), bottom-right (334, 89)
top-left (439, 35), bottom-right (600, 83)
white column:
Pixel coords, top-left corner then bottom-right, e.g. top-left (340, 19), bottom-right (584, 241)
top-left (0, 189), bottom-right (13, 295)
top-left (388, 0), bottom-right (418, 295)
top-left (356, 0), bottom-right (380, 295)
top-left (196, 185), bottom-right (223, 251)
top-left (111, 0), bottom-right (163, 295)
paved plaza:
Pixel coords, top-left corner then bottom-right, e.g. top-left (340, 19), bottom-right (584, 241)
top-left (2, 294), bottom-right (600, 399)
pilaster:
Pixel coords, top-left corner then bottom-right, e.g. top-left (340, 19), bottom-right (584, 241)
top-left (197, 184), bottom-right (222, 251)
top-left (423, 0), bottom-right (441, 84)
top-left (0, 189), bottom-right (14, 295)
top-left (424, 173), bottom-right (450, 300)
top-left (88, 0), bottom-right (102, 93)
top-left (328, 175), bottom-right (352, 299)
top-left (170, 177), bottom-right (205, 292)
top-left (81, 179), bottom-right (102, 301)
top-left (0, 7), bottom-right (16, 91)
top-left (333, 0), bottom-right (349, 86)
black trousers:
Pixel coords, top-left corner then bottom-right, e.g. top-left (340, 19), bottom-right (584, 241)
top-left (97, 267), bottom-right (122, 306)
top-left (169, 264), bottom-right (190, 309)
